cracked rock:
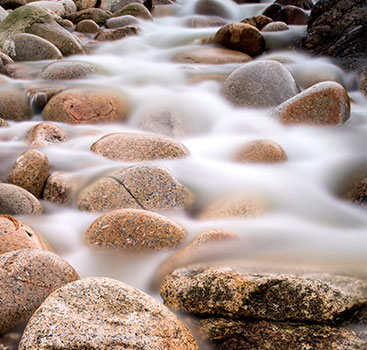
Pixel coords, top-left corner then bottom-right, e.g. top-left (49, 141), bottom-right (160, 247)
top-left (18, 277), bottom-right (199, 349)
top-left (0, 249), bottom-right (79, 335)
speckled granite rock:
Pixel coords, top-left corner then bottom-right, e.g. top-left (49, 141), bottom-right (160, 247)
top-left (241, 15), bottom-right (272, 30)
top-left (0, 249), bottom-right (79, 334)
top-left (0, 333), bottom-right (20, 350)
top-left (199, 192), bottom-right (270, 219)
top-left (0, 88), bottom-right (31, 121)
top-left (113, 3), bottom-right (153, 21)
top-left (161, 266), bottom-right (367, 323)
top-left (339, 171), bottom-right (367, 208)
top-left (7, 149), bottom-right (49, 198)
top-left (26, 122), bottom-right (67, 147)
top-left (198, 318), bottom-right (366, 350)
top-left (221, 60), bottom-right (299, 108)
top-left (173, 47), bottom-right (251, 64)
top-left (0, 215), bottom-right (50, 254)
top-left (91, 132), bottom-right (189, 161)
top-left (39, 60), bottom-right (97, 80)
top-left (84, 208), bottom-right (187, 250)
top-left (233, 139), bottom-right (288, 163)
top-left (213, 23), bottom-right (266, 57)
top-left (18, 277), bottom-right (199, 349)
top-left (0, 183), bottom-right (43, 215)
top-left (43, 88), bottom-right (129, 124)
top-left (270, 81), bottom-right (351, 125)
top-left (95, 25), bottom-right (140, 41)
top-left (77, 164), bottom-right (194, 212)
top-left (43, 172), bottom-right (76, 206)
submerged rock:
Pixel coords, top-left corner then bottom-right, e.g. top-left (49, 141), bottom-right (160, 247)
top-left (95, 25), bottom-right (140, 41)
top-left (0, 88), bottom-right (31, 121)
top-left (113, 3), bottom-right (153, 21)
top-left (241, 15), bottom-right (272, 30)
top-left (43, 172), bottom-right (76, 206)
top-left (26, 122), bottom-right (67, 147)
top-left (18, 277), bottom-right (199, 349)
top-left (39, 60), bottom-right (97, 80)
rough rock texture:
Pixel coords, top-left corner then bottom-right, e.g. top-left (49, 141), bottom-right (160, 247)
top-left (0, 215), bottom-right (50, 254)
top-left (240, 15), bottom-right (272, 31)
top-left (26, 122), bottom-right (67, 147)
top-left (0, 6), bottom-right (83, 57)
top-left (340, 171), bottom-right (367, 208)
top-left (91, 132), bottom-right (189, 161)
top-left (94, 25), bottom-right (140, 41)
top-left (7, 149), bottom-right (49, 198)
top-left (360, 65), bottom-right (367, 96)
top-left (0, 88), bottom-right (31, 121)
top-left (270, 81), bottom-right (351, 126)
top-left (43, 88), bottom-right (129, 124)
top-left (105, 14), bottom-right (139, 29)
top-left (2, 33), bottom-right (62, 62)
top-left (161, 266), bottom-right (367, 324)
top-left (113, 3), bottom-right (153, 21)
top-left (0, 333), bottom-right (20, 350)
top-left (39, 60), bottom-right (97, 80)
top-left (43, 172), bottom-right (76, 206)
top-left (0, 183), bottom-right (43, 215)
top-left (75, 19), bottom-right (100, 33)
top-left (77, 164), bottom-right (194, 212)
top-left (84, 208), bottom-right (187, 250)
top-left (221, 60), bottom-right (299, 108)
top-left (198, 192), bottom-right (270, 219)
top-left (199, 318), bottom-right (366, 350)
top-left (213, 23), bottom-right (266, 57)
top-left (18, 277), bottom-right (199, 349)
top-left (233, 139), bottom-right (288, 163)
top-left (0, 249), bottom-right (79, 335)
top-left (173, 47), bottom-right (251, 65)
top-left (194, 0), bottom-right (230, 19)
top-left (303, 0), bottom-right (367, 72)
top-left (65, 8), bottom-right (111, 25)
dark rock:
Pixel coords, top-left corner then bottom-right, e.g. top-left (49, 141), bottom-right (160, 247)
top-left (65, 8), bottom-right (112, 25)
top-left (274, 0), bottom-right (313, 10)
top-left (75, 19), bottom-right (100, 33)
top-left (194, 0), bottom-right (231, 19)
top-left (0, 333), bottom-right (20, 350)
top-left (241, 15), bottom-right (272, 30)
top-left (262, 3), bottom-right (309, 25)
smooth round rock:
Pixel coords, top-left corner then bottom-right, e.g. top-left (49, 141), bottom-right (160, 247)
top-left (0, 88), bottom-right (32, 121)
top-left (274, 0), bottom-right (314, 10)
top-left (173, 47), bottom-right (251, 64)
top-left (105, 14), bottom-right (139, 29)
top-left (0, 183), bottom-right (43, 215)
top-left (43, 172), bottom-right (75, 206)
top-left (26, 1), bottom-right (66, 16)
top-left (94, 25), bottom-right (140, 41)
top-left (43, 88), bottom-right (129, 124)
top-left (194, 0), bottom-right (231, 19)
top-left (73, 0), bottom-right (97, 10)
top-left (2, 33), bottom-right (62, 62)
top-left (213, 22), bottom-right (266, 57)
top-left (77, 164), bottom-right (194, 212)
top-left (184, 14), bottom-right (227, 28)
top-left (26, 122), bottom-right (67, 147)
top-left (233, 139), bottom-right (288, 163)
top-left (101, 0), bottom-right (143, 13)
top-left (241, 15), bottom-right (273, 30)
top-left (113, 3), bottom-right (153, 21)
top-left (262, 21), bottom-right (289, 32)
top-left (39, 60), bottom-right (97, 80)
top-left (75, 19), bottom-right (100, 33)
top-left (7, 149), bottom-right (49, 198)
top-left (271, 81), bottom-right (351, 125)
top-left (221, 60), bottom-right (299, 108)
top-left (0, 215), bottom-right (50, 254)
top-left (65, 8), bottom-right (111, 25)
top-left (18, 277), bottom-right (199, 349)
top-left (0, 249), bottom-right (79, 335)
top-left (91, 132), bottom-right (189, 161)
top-left (85, 209), bottom-right (187, 250)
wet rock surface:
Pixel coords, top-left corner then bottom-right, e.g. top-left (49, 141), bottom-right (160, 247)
top-left (43, 171), bottom-right (76, 206)
top-left (39, 60), bottom-right (97, 80)
top-left (18, 277), bottom-right (199, 349)
top-left (0, 88), bottom-right (31, 121)
top-left (26, 122), bottom-right (67, 147)
top-left (0, 249), bottom-right (79, 334)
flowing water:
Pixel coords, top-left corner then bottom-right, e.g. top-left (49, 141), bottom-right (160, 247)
top-left (0, 0), bottom-right (366, 299)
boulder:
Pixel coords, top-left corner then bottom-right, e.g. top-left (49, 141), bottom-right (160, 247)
top-left (183, 15), bottom-right (227, 28)
top-left (84, 209), bottom-right (187, 250)
top-left (90, 132), bottom-right (189, 161)
top-left (221, 60), bottom-right (299, 108)
top-left (77, 164), bottom-right (194, 212)
top-left (0, 249), bottom-right (79, 334)
top-left (73, 0), bottom-right (97, 10)
top-left (18, 277), bottom-right (198, 349)
top-left (0, 88), bottom-right (32, 121)
top-left (26, 122), bottom-right (67, 147)
top-left (26, 1), bottom-right (66, 16)
top-left (39, 60), bottom-right (97, 80)
top-left (7, 149), bottom-right (49, 198)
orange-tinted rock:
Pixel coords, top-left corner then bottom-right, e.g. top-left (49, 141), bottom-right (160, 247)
top-left (84, 209), bottom-right (187, 250)
top-left (0, 88), bottom-right (32, 121)
top-left (213, 22), bottom-right (266, 57)
top-left (0, 118), bottom-right (9, 127)
top-left (26, 122), bottom-right (67, 147)
top-left (43, 172), bottom-right (76, 206)
top-left (234, 139), bottom-right (288, 163)
top-left (241, 15), bottom-right (272, 30)
top-left (7, 149), bottom-right (49, 198)
top-left (0, 215), bottom-right (50, 254)
top-left (43, 88), bottom-right (130, 124)
top-left (91, 132), bottom-right (189, 161)
top-left (271, 81), bottom-right (351, 125)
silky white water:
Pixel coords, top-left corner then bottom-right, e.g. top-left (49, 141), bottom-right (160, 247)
top-left (0, 0), bottom-right (366, 296)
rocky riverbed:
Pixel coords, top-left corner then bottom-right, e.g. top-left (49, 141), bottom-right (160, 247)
top-left (0, 0), bottom-right (366, 348)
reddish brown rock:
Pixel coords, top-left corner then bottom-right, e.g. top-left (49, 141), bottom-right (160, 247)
top-left (26, 122), bottom-right (67, 147)
top-left (0, 88), bottom-right (32, 121)
top-left (90, 132), bottom-right (189, 161)
top-left (113, 3), bottom-right (153, 21)
top-left (43, 172), bottom-right (76, 206)
top-left (0, 215), bottom-right (50, 254)
top-left (233, 139), bottom-right (288, 163)
top-left (7, 149), bottom-right (49, 198)
top-left (271, 81), bottom-right (351, 125)
top-left (0, 249), bottom-right (79, 334)
top-left (84, 209), bottom-right (187, 250)
top-left (262, 2), bottom-right (310, 25)
top-left (241, 15), bottom-right (273, 30)
top-left (43, 88), bottom-right (130, 124)
top-left (213, 22), bottom-right (266, 57)
top-left (75, 19), bottom-right (100, 33)
top-left (94, 25), bottom-right (140, 41)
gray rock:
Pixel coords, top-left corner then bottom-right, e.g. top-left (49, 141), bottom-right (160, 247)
top-left (39, 60), bottom-right (96, 80)
top-left (25, 1), bottom-right (66, 16)
top-left (113, 3), bottom-right (153, 21)
top-left (18, 277), bottom-right (199, 349)
top-left (65, 8), bottom-right (111, 25)
top-left (101, 0), bottom-right (143, 13)
top-left (105, 14), bottom-right (139, 29)
top-left (0, 5), bottom-right (8, 22)
top-left (94, 25), bottom-right (140, 41)
top-left (221, 60), bottom-right (299, 108)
